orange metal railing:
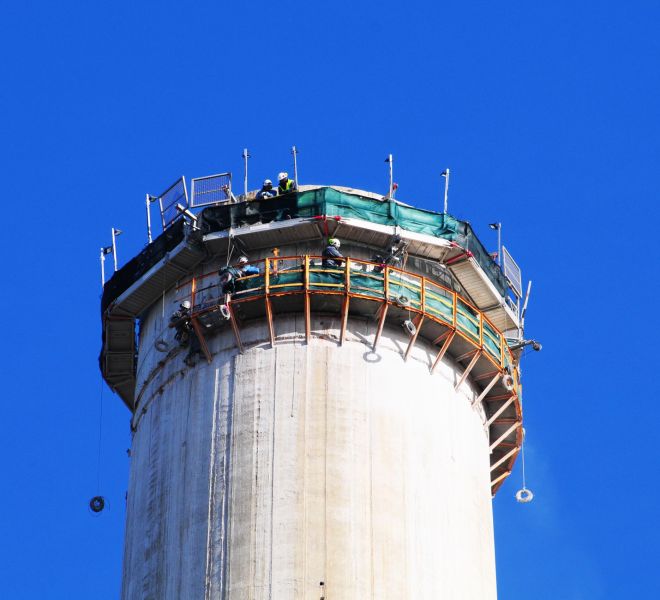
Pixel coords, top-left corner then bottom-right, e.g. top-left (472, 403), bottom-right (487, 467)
top-left (175, 256), bottom-right (516, 371)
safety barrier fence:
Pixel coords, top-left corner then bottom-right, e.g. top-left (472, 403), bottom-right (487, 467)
top-left (175, 255), bottom-right (514, 372)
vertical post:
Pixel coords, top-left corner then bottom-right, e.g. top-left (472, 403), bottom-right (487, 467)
top-left (146, 194), bottom-right (153, 244)
top-left (500, 333), bottom-right (505, 368)
top-left (242, 148), bottom-right (250, 197)
top-left (111, 228), bottom-right (122, 272)
top-left (292, 146), bottom-right (299, 188)
top-left (489, 222), bottom-right (502, 265)
top-left (304, 255), bottom-right (311, 344)
top-left (386, 154), bottom-right (393, 198)
top-left (442, 168), bottom-right (450, 214)
top-left (264, 258), bottom-right (270, 294)
top-left (100, 249), bottom-right (106, 287)
top-left (421, 276), bottom-right (426, 313)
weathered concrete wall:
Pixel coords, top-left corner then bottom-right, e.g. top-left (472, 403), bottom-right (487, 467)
top-left (122, 295), bottom-right (497, 599)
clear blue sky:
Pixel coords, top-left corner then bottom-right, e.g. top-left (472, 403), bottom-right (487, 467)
top-left (1, 1), bottom-right (658, 598)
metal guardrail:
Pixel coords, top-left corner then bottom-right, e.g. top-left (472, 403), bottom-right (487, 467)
top-left (190, 172), bottom-right (232, 207)
top-left (157, 176), bottom-right (189, 228)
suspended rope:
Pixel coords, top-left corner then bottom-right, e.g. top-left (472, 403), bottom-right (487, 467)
top-left (515, 435), bottom-right (534, 503)
top-left (226, 234), bottom-right (235, 268)
top-left (90, 373), bottom-right (107, 514)
top-left (154, 271), bottom-right (169, 351)
top-left (96, 373), bottom-right (103, 493)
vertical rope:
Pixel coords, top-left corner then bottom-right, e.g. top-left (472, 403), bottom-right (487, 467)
top-left (97, 373), bottom-right (104, 493)
top-left (520, 441), bottom-right (527, 490)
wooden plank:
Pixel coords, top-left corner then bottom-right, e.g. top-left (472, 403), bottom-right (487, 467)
top-left (340, 295), bottom-right (350, 345)
top-left (490, 470), bottom-right (511, 487)
top-left (474, 374), bottom-right (500, 406)
top-left (454, 350), bottom-right (481, 391)
top-left (403, 314), bottom-right (425, 362)
top-left (226, 302), bottom-right (244, 354)
top-left (190, 318), bottom-right (213, 364)
top-left (490, 447), bottom-right (519, 472)
top-left (430, 330), bottom-right (456, 374)
top-left (304, 255), bottom-right (311, 345)
top-left (265, 296), bottom-right (275, 348)
top-left (372, 302), bottom-right (389, 351)
top-left (489, 421), bottom-right (520, 452)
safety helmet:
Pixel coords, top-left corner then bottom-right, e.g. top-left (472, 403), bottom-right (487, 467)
top-left (278, 172), bottom-right (288, 181)
top-left (180, 300), bottom-right (191, 310)
top-left (237, 256), bottom-right (249, 265)
top-left (263, 179), bottom-right (272, 186)
top-left (328, 238), bottom-right (340, 248)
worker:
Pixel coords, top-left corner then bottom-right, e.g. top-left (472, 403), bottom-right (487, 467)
top-left (277, 172), bottom-right (297, 195)
top-left (256, 179), bottom-right (277, 199)
top-left (170, 300), bottom-right (192, 345)
top-left (322, 238), bottom-right (344, 268)
top-left (169, 300), bottom-right (202, 366)
top-left (235, 256), bottom-right (260, 276)
top-left (219, 256), bottom-right (260, 294)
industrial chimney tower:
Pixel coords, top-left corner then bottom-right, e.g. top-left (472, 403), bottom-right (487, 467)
top-left (101, 176), bottom-right (529, 599)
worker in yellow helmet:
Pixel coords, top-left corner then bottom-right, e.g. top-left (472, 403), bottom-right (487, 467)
top-left (322, 238), bottom-right (344, 268)
top-left (277, 172), bottom-right (297, 195)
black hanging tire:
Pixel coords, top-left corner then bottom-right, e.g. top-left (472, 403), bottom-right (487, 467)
top-left (89, 496), bottom-right (105, 513)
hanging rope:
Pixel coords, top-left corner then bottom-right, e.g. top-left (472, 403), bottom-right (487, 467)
top-left (96, 373), bottom-right (103, 493)
top-left (89, 374), bottom-right (107, 514)
top-left (515, 437), bottom-right (534, 503)
top-left (226, 234), bottom-right (235, 268)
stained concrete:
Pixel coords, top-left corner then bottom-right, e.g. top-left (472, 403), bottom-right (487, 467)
top-left (122, 300), bottom-right (497, 599)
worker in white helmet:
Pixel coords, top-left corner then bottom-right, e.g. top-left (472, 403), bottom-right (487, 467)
top-left (256, 179), bottom-right (276, 199)
top-left (219, 256), bottom-right (260, 294)
top-left (235, 256), bottom-right (260, 276)
top-left (277, 172), bottom-right (297, 195)
top-left (322, 238), bottom-right (344, 268)
top-left (170, 300), bottom-right (192, 342)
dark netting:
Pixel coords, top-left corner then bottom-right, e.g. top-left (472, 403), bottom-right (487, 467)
top-left (199, 194), bottom-right (304, 232)
top-left (101, 219), bottom-right (185, 314)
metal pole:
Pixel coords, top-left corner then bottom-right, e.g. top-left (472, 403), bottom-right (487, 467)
top-left (146, 194), bottom-right (153, 244)
top-left (292, 146), bottom-right (299, 188)
top-left (388, 154), bottom-right (393, 198)
top-left (111, 228), bottom-right (121, 272)
top-left (100, 249), bottom-right (106, 287)
top-left (497, 222), bottom-right (502, 266)
top-left (242, 148), bottom-right (250, 197)
top-left (442, 168), bottom-right (450, 213)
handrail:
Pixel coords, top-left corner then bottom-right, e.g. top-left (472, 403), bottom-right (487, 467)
top-left (176, 255), bottom-right (514, 370)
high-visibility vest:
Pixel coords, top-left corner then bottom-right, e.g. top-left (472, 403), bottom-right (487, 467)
top-left (278, 179), bottom-right (295, 194)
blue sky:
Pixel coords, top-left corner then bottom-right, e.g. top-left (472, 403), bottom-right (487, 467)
top-left (1, 1), bottom-right (658, 597)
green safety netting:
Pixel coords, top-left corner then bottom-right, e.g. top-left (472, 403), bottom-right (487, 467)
top-left (228, 264), bottom-right (502, 357)
top-left (103, 188), bottom-right (507, 319)
top-left (200, 188), bottom-right (507, 297)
